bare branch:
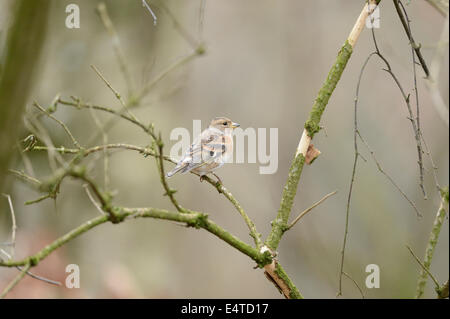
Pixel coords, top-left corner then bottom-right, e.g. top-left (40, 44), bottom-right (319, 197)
top-left (393, 0), bottom-right (430, 77)
top-left (286, 191), bottom-right (337, 231)
top-left (32, 101), bottom-right (81, 149)
top-left (2, 194), bottom-right (16, 259)
top-left (407, 245), bottom-right (441, 290)
top-left (142, 0), bottom-right (157, 25)
top-left (416, 188), bottom-right (449, 298)
top-left (96, 2), bottom-right (134, 97)
top-left (0, 263), bottom-right (30, 298)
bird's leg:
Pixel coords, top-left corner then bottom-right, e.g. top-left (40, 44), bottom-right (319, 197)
top-left (212, 173), bottom-right (223, 185)
top-left (199, 175), bottom-right (205, 182)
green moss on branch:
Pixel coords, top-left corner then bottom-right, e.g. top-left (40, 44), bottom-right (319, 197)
top-left (305, 41), bottom-right (353, 137)
top-left (266, 154), bottom-right (305, 251)
top-left (416, 187), bottom-right (449, 298)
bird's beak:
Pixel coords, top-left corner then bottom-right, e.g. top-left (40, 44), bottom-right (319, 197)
top-left (231, 122), bottom-right (240, 129)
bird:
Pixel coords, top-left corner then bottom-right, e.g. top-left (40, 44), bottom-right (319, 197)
top-left (166, 117), bottom-right (240, 184)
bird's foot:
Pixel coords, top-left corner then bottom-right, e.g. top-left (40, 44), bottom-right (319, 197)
top-left (212, 173), bottom-right (223, 192)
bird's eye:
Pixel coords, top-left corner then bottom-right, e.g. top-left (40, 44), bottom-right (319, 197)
top-left (223, 122), bottom-right (228, 126)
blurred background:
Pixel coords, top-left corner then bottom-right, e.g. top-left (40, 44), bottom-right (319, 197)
top-left (0, 0), bottom-right (448, 298)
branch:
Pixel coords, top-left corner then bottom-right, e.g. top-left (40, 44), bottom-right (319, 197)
top-left (0, 205), bottom-right (272, 272)
top-left (28, 142), bottom-right (263, 249)
top-left (393, 0), bottom-right (430, 77)
top-left (263, 0), bottom-right (381, 299)
top-left (32, 101), bottom-right (81, 149)
top-left (2, 194), bottom-right (17, 259)
top-left (407, 245), bottom-right (440, 290)
top-left (338, 52), bottom-right (376, 297)
top-left (424, 0), bottom-right (449, 16)
top-left (96, 2), bottom-right (134, 97)
top-left (368, 12), bottom-right (427, 199)
top-left (0, 263), bottom-right (30, 298)
top-left (266, 0), bottom-right (380, 251)
top-left (0, 249), bottom-right (61, 288)
top-left (199, 175), bottom-right (262, 249)
top-left (416, 188), bottom-right (449, 298)
top-left (90, 64), bottom-right (138, 122)
top-left (425, 14), bottom-right (449, 127)
top-left (437, 280), bottom-right (449, 299)
top-left (286, 190), bottom-right (337, 231)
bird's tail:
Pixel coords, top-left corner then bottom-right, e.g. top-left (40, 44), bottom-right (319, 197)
top-left (166, 164), bottom-right (184, 178)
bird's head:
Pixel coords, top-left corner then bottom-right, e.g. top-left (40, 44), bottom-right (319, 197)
top-left (209, 117), bottom-right (240, 132)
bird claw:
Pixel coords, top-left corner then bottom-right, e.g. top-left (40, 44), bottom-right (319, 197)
top-left (212, 173), bottom-right (223, 185)
top-left (212, 174), bottom-right (223, 193)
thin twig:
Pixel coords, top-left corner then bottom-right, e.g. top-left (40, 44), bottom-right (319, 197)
top-left (338, 51), bottom-right (377, 297)
top-left (0, 263), bottom-right (30, 298)
top-left (159, 1), bottom-right (199, 50)
top-left (87, 107), bottom-right (109, 191)
top-left (369, 18), bottom-right (427, 198)
top-left (407, 245), bottom-right (441, 290)
top-left (425, 14), bottom-right (449, 127)
top-left (342, 271), bottom-right (365, 299)
top-left (2, 194), bottom-right (16, 259)
top-left (83, 184), bottom-right (105, 215)
top-left (32, 101), bottom-right (81, 149)
top-left (90, 64), bottom-right (138, 122)
top-left (155, 132), bottom-right (185, 213)
top-left (424, 0), bottom-right (449, 16)
top-left (286, 191), bottom-right (337, 231)
top-left (357, 131), bottom-right (422, 217)
top-left (96, 2), bottom-right (134, 97)
top-left (393, 0), bottom-right (430, 77)
top-left (24, 115), bottom-right (65, 171)
top-left (142, 0), bottom-right (157, 25)
top-left (137, 50), bottom-right (202, 101)
top-left (398, 0), bottom-right (427, 198)
top-left (198, 0), bottom-right (206, 42)
top-left (58, 97), bottom-right (157, 140)
top-left (8, 169), bottom-right (41, 186)
top-left (370, 24), bottom-right (426, 206)
top-left (0, 249), bottom-right (61, 287)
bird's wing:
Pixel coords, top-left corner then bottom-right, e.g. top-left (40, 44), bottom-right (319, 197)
top-left (179, 128), bottom-right (225, 173)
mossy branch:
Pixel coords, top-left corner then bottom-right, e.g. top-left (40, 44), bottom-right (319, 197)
top-left (0, 199), bottom-right (272, 271)
top-left (262, 0), bottom-right (381, 299)
top-left (416, 187), bottom-right (449, 298)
